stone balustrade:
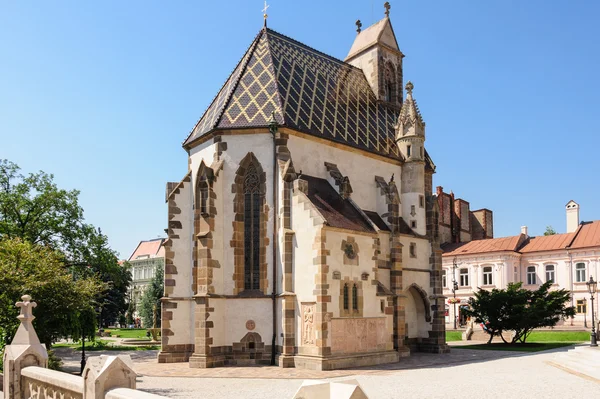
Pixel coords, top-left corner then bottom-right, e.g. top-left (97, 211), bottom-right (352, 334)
top-left (2, 295), bottom-right (171, 399)
top-left (21, 367), bottom-right (83, 399)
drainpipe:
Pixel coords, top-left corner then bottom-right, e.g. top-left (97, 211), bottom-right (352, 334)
top-left (269, 113), bottom-right (278, 366)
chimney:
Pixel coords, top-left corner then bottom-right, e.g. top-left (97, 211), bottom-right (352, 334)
top-left (521, 226), bottom-right (528, 236)
top-left (566, 200), bottom-right (580, 233)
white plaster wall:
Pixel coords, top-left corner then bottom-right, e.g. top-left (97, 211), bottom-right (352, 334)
top-left (212, 174), bottom-right (225, 295)
top-left (399, 236), bottom-right (430, 270)
top-left (291, 190), bottom-right (322, 344)
top-left (346, 47), bottom-right (377, 93)
top-left (167, 179), bottom-right (194, 345)
top-left (189, 141), bottom-right (217, 187)
top-left (287, 135), bottom-right (401, 212)
top-left (210, 298), bottom-right (226, 347)
top-left (170, 182), bottom-right (194, 298)
top-left (224, 298), bottom-right (273, 344)
top-left (400, 193), bottom-right (426, 236)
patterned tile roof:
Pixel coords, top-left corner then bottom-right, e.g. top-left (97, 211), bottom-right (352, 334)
top-left (183, 28), bottom-right (401, 160)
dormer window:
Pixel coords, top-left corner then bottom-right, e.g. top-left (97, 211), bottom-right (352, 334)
top-left (383, 63), bottom-right (396, 103)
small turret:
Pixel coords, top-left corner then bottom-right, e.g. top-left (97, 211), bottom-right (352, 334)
top-left (396, 81), bottom-right (425, 162)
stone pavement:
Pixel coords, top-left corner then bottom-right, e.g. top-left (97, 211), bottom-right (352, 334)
top-left (56, 343), bottom-right (600, 398)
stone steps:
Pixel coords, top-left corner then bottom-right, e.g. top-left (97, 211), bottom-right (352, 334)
top-left (550, 346), bottom-right (600, 381)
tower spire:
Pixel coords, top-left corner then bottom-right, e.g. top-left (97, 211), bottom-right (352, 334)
top-left (262, 1), bottom-right (270, 27)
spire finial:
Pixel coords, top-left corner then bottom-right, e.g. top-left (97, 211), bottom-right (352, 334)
top-left (356, 19), bottom-right (362, 34)
top-left (262, 1), bottom-right (270, 27)
top-left (405, 81), bottom-right (414, 95)
top-left (384, 2), bottom-right (391, 17)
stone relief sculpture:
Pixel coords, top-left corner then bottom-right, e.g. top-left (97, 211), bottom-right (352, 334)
top-left (302, 303), bottom-right (316, 345)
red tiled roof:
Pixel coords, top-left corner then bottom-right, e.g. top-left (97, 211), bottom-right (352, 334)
top-left (442, 235), bottom-right (525, 256)
top-left (128, 238), bottom-right (166, 261)
top-left (519, 233), bottom-right (575, 253)
top-left (569, 220), bottom-right (600, 249)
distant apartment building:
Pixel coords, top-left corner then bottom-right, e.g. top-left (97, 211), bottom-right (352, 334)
top-left (442, 200), bottom-right (599, 327)
top-left (127, 238), bottom-right (166, 307)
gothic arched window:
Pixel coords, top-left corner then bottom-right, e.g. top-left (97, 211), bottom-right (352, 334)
top-left (244, 163), bottom-right (261, 290)
top-left (352, 284), bottom-right (358, 311)
top-left (197, 177), bottom-right (209, 215)
top-left (343, 284), bottom-right (349, 310)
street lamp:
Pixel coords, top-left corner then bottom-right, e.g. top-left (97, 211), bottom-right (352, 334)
top-left (586, 276), bottom-right (598, 347)
top-left (452, 257), bottom-right (460, 330)
top-left (583, 298), bottom-right (588, 328)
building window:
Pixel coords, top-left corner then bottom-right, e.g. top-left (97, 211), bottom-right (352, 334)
top-left (514, 266), bottom-right (518, 282)
top-left (409, 242), bottom-right (417, 258)
top-left (411, 220), bottom-right (417, 229)
top-left (420, 147), bottom-right (424, 158)
top-left (352, 284), bottom-right (358, 311)
top-left (380, 299), bottom-right (385, 313)
top-left (545, 265), bottom-right (555, 283)
top-left (442, 270), bottom-right (447, 288)
top-left (576, 299), bottom-right (587, 314)
top-left (459, 268), bottom-right (469, 287)
top-left (198, 177), bottom-right (209, 215)
top-left (343, 284), bottom-right (349, 310)
top-left (419, 195), bottom-right (425, 208)
top-left (483, 266), bottom-right (493, 286)
top-left (407, 145), bottom-right (411, 157)
top-left (244, 163), bottom-right (261, 290)
top-left (575, 263), bottom-right (586, 283)
top-left (527, 266), bottom-right (536, 285)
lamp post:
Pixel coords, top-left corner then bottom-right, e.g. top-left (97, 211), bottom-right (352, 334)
top-left (452, 257), bottom-right (459, 330)
top-left (583, 298), bottom-right (588, 328)
top-left (586, 276), bottom-right (598, 347)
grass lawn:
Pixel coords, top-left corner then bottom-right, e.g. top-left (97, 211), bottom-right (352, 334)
top-left (526, 331), bottom-right (590, 342)
top-left (453, 342), bottom-right (574, 352)
top-left (446, 331), bottom-right (463, 342)
top-left (104, 328), bottom-right (150, 339)
top-left (53, 339), bottom-right (158, 351)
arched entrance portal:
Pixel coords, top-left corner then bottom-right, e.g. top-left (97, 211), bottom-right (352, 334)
top-left (405, 284), bottom-right (432, 349)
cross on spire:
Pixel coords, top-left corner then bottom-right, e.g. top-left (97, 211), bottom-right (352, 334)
top-left (356, 19), bottom-right (362, 34)
top-left (262, 1), bottom-right (270, 27)
top-left (384, 2), bottom-right (391, 17)
top-left (16, 294), bottom-right (37, 322)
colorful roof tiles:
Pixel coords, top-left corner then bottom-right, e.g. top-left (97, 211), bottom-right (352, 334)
top-left (183, 28), bottom-right (401, 160)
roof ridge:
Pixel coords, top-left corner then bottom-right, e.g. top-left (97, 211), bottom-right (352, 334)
top-left (182, 29), bottom-right (265, 146)
top-left (265, 28), bottom-right (363, 72)
top-left (263, 30), bottom-right (287, 126)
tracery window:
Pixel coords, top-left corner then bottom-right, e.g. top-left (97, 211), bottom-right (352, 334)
top-left (343, 284), bottom-right (349, 310)
top-left (244, 163), bottom-right (262, 290)
top-left (352, 284), bottom-right (358, 311)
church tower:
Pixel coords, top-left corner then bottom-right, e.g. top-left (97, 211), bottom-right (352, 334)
top-left (397, 81), bottom-right (427, 235)
top-left (345, 2), bottom-right (404, 107)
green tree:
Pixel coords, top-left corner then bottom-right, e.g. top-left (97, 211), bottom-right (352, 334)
top-left (0, 238), bottom-right (104, 348)
top-left (0, 160), bottom-right (131, 329)
top-left (544, 226), bottom-right (557, 236)
top-left (464, 282), bottom-right (575, 344)
top-left (139, 264), bottom-right (164, 328)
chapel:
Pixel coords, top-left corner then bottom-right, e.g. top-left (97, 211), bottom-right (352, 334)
top-left (159, 3), bottom-right (450, 370)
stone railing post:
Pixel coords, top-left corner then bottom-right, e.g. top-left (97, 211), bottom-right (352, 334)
top-left (3, 295), bottom-right (48, 399)
top-left (82, 355), bottom-right (137, 399)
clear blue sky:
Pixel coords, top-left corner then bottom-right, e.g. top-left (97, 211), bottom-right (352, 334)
top-left (2, 1), bottom-right (599, 258)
